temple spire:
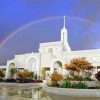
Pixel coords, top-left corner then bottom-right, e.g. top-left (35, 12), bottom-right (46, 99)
top-left (61, 16), bottom-right (71, 51)
top-left (63, 16), bottom-right (66, 28)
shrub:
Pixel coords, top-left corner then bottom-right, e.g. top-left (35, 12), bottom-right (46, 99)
top-left (95, 71), bottom-right (100, 81)
top-left (50, 71), bottom-right (63, 81)
top-left (77, 82), bottom-right (88, 89)
top-left (0, 69), bottom-right (5, 78)
top-left (18, 69), bottom-right (34, 78)
top-left (41, 68), bottom-right (46, 76)
top-left (71, 82), bottom-right (78, 88)
top-left (73, 75), bottom-right (83, 81)
top-left (41, 68), bottom-right (46, 80)
top-left (62, 80), bottom-right (71, 88)
top-left (61, 81), bottom-right (88, 89)
top-left (10, 68), bottom-right (16, 78)
top-left (5, 78), bottom-right (16, 82)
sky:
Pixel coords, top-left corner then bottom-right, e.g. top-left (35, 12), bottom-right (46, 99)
top-left (0, 0), bottom-right (100, 65)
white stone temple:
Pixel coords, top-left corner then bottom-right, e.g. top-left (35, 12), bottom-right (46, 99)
top-left (0, 16), bottom-right (100, 78)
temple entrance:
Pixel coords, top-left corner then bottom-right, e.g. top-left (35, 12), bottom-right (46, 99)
top-left (9, 63), bottom-right (15, 78)
top-left (53, 61), bottom-right (62, 72)
top-left (9, 63), bottom-right (15, 69)
top-left (28, 58), bottom-right (37, 73)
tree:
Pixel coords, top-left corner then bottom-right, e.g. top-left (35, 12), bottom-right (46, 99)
top-left (65, 57), bottom-right (94, 78)
top-left (41, 68), bottom-right (46, 80)
top-left (10, 68), bottom-right (16, 78)
top-left (0, 69), bottom-right (5, 78)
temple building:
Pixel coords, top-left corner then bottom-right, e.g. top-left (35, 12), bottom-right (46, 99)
top-left (0, 16), bottom-right (100, 78)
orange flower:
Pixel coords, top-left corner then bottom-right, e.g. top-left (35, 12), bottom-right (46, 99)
top-left (65, 57), bottom-right (94, 71)
top-left (50, 71), bottom-right (63, 81)
top-left (70, 57), bottom-right (93, 70)
top-left (65, 64), bottom-right (80, 72)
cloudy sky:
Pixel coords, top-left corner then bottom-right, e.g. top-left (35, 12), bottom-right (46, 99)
top-left (0, 0), bottom-right (100, 65)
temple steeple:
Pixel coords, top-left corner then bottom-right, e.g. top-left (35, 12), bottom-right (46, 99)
top-left (61, 16), bottom-right (71, 51)
top-left (64, 16), bottom-right (66, 28)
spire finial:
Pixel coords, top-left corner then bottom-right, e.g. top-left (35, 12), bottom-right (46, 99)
top-left (64, 16), bottom-right (66, 28)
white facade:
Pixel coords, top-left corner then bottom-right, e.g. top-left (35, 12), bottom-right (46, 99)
top-left (0, 16), bottom-right (100, 78)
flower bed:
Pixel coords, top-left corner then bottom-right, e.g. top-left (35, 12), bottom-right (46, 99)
top-left (47, 57), bottom-right (100, 89)
top-left (0, 78), bottom-right (42, 83)
top-left (47, 80), bottom-right (100, 89)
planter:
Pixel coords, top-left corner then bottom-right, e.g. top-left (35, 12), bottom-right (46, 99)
top-left (70, 81), bottom-right (100, 87)
top-left (44, 85), bottom-right (100, 100)
top-left (58, 80), bottom-right (100, 88)
top-left (46, 80), bottom-right (100, 88)
top-left (85, 81), bottom-right (100, 87)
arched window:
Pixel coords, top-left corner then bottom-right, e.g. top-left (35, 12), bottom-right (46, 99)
top-left (9, 63), bottom-right (15, 78)
top-left (28, 58), bottom-right (36, 73)
top-left (9, 63), bottom-right (15, 69)
top-left (48, 48), bottom-right (53, 55)
top-left (53, 61), bottom-right (62, 71)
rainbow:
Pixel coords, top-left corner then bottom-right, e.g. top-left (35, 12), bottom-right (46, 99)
top-left (0, 16), bottom-right (93, 48)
